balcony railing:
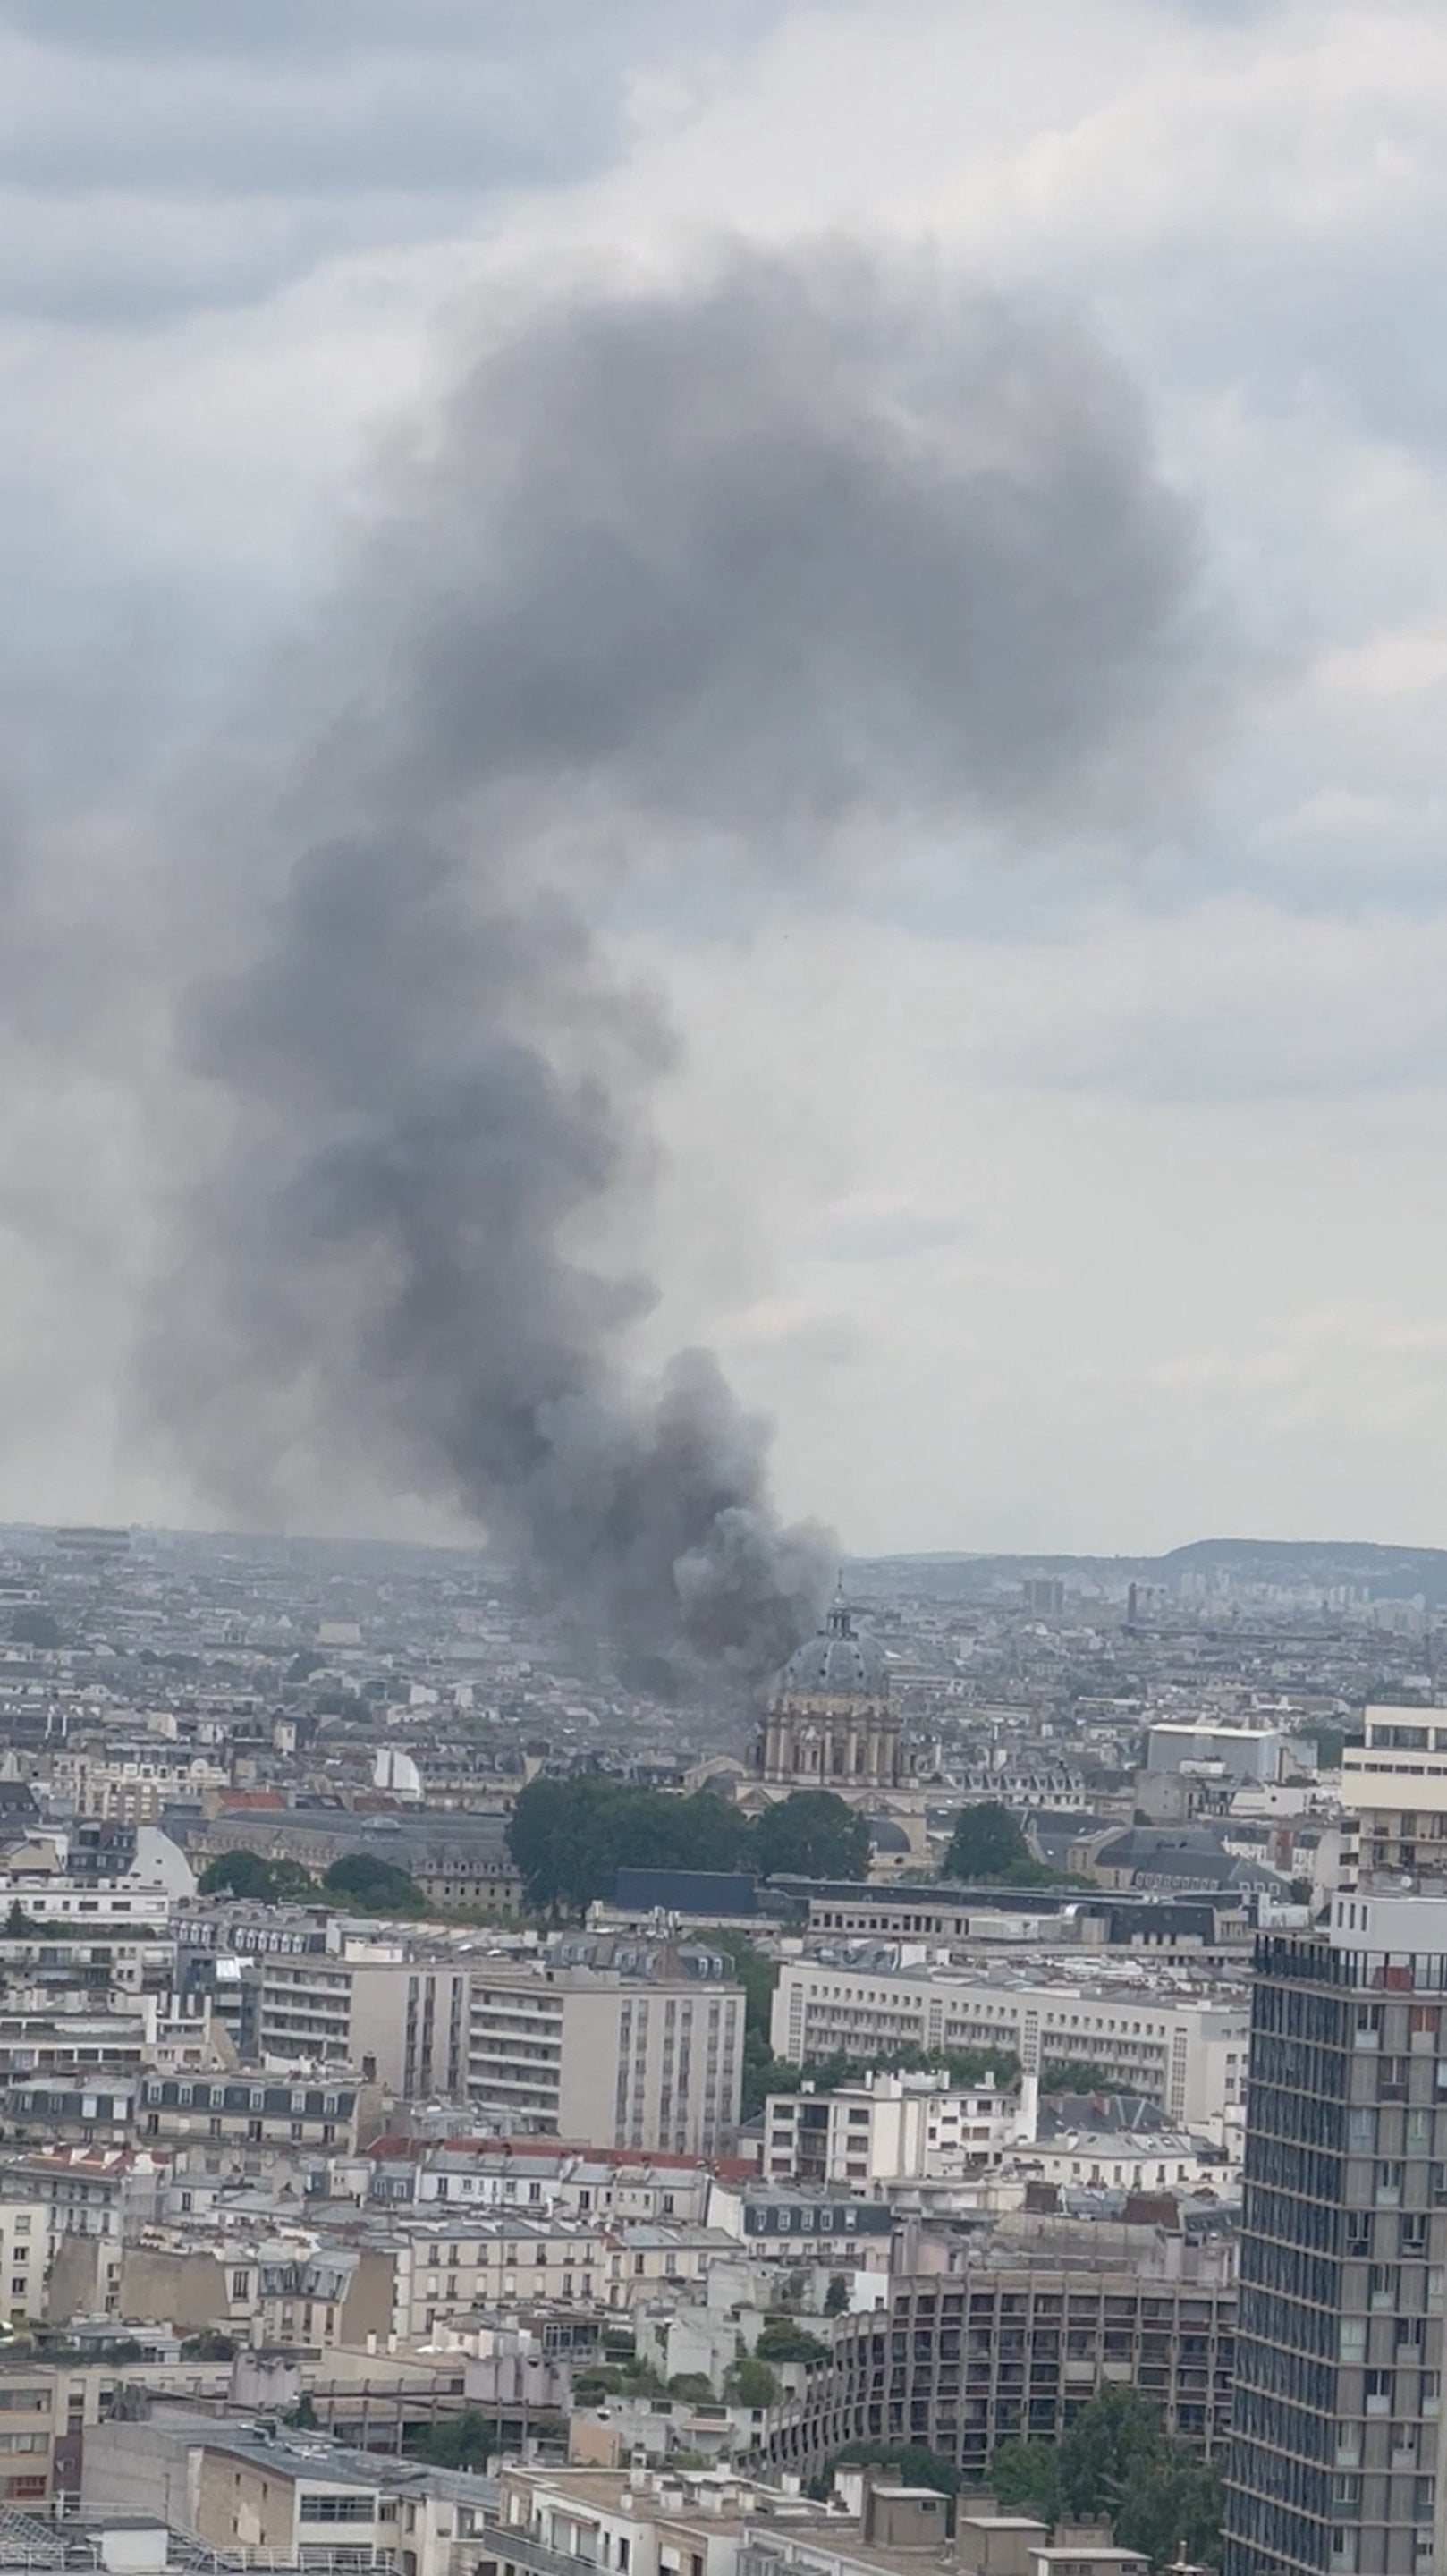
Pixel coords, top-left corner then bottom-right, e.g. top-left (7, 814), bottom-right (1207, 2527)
top-left (481, 2525), bottom-right (596, 2576)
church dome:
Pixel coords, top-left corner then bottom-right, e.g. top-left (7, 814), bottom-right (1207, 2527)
top-left (774, 1603), bottom-right (888, 1701)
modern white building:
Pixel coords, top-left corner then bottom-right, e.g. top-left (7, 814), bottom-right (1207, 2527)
top-left (1338, 1703), bottom-right (1447, 1893)
top-left (771, 1961), bottom-right (1248, 2126)
top-left (761, 2068), bottom-right (1016, 2187)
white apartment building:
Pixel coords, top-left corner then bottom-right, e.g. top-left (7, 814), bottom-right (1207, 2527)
top-left (0, 1879), bottom-right (172, 1928)
top-left (1338, 1703), bottom-right (1447, 1892)
top-left (762, 2069), bottom-right (1016, 2188)
top-left (771, 1962), bottom-right (1248, 2126)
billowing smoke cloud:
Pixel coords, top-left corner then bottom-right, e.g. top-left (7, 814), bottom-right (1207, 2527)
top-left (139, 244), bottom-right (1208, 1683)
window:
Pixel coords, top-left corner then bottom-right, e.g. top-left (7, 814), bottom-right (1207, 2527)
top-left (298, 2496), bottom-right (375, 2525)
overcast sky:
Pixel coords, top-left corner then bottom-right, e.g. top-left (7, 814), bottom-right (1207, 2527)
top-left (2, 0), bottom-right (1447, 1559)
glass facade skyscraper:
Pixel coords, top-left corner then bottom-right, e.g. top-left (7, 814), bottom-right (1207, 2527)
top-left (1225, 1924), bottom-right (1447, 2576)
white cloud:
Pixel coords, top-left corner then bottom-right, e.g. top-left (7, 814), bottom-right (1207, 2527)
top-left (4, 0), bottom-right (1447, 1550)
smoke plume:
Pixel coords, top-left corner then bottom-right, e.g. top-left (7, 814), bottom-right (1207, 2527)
top-left (140, 245), bottom-right (1206, 1682)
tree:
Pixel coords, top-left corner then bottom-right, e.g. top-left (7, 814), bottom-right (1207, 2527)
top-left (725, 2355), bottom-right (780, 2409)
top-left (989, 2439), bottom-right (1060, 2521)
top-left (506, 1776), bottom-right (750, 1915)
top-left (6, 1608), bottom-right (61, 1648)
top-left (404, 2411), bottom-right (499, 2468)
top-left (755, 2318), bottom-right (828, 2364)
top-left (749, 1792), bottom-right (870, 1882)
top-left (199, 1851), bottom-right (319, 1903)
top-left (824, 2276), bottom-right (850, 2316)
top-left (199, 1849), bottom-right (283, 1900)
top-left (941, 1802), bottom-right (1055, 1885)
top-left (1115, 2450), bottom-right (1222, 2572)
top-left (3, 1900), bottom-right (36, 1938)
top-left (323, 1853), bottom-right (426, 1914)
top-left (1041, 2060), bottom-right (1119, 2096)
top-left (993, 2387), bottom-right (1221, 2574)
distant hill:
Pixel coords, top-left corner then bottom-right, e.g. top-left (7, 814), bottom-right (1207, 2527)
top-left (847, 1537), bottom-right (1447, 1605)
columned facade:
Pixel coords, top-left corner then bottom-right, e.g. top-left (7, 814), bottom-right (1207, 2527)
top-left (756, 1604), bottom-right (900, 1791)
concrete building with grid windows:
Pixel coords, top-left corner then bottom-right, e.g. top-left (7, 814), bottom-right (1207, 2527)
top-left (760, 2257), bottom-right (1236, 2479)
top-left (771, 1961), bottom-right (1248, 2126)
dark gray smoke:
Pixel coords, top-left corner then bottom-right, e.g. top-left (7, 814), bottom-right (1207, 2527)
top-left (140, 244), bottom-right (1207, 1682)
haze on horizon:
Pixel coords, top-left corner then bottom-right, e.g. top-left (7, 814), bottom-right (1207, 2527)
top-left (2, 0), bottom-right (1447, 1572)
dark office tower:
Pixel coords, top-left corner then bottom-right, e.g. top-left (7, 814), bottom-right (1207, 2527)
top-left (1225, 1923), bottom-right (1447, 2576)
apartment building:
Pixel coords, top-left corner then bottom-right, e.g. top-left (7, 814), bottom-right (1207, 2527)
top-left (0, 1881), bottom-right (171, 1929)
top-left (0, 2144), bottom-right (164, 2241)
top-left (1223, 1717), bottom-right (1447, 2576)
top-left (772, 1962), bottom-right (1248, 2126)
top-left (388, 2214), bottom-right (609, 2333)
top-left (49, 1745), bottom-right (230, 1822)
top-left (0, 2204), bottom-right (47, 2322)
top-left (0, 2360), bottom-right (70, 2507)
top-left (85, 2413), bottom-right (395, 2560)
top-left (257, 1947), bottom-right (745, 2156)
top-left (138, 2071), bottom-right (380, 2160)
top-left (0, 2072), bottom-right (141, 2144)
top-left (763, 2255), bottom-right (1236, 2479)
top-left (1338, 1706), bottom-right (1447, 1892)
top-left (467, 1961), bottom-right (744, 2156)
top-left (258, 1945), bottom-right (420, 2086)
top-left (0, 2003), bottom-right (151, 2079)
top-left (706, 2182), bottom-right (895, 2267)
top-left (763, 2071), bottom-right (1016, 2187)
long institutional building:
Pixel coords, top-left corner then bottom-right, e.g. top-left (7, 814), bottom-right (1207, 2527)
top-left (1224, 1708), bottom-right (1447, 2576)
top-left (771, 1959), bottom-right (1248, 2127)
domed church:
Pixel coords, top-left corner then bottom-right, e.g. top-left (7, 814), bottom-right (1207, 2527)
top-left (755, 1599), bottom-right (903, 1791)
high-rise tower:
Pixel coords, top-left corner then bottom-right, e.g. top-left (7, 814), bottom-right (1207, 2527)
top-left (1225, 1707), bottom-right (1447, 2576)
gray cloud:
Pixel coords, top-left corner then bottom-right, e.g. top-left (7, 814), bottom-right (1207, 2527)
top-left (129, 244), bottom-right (1210, 1681)
top-left (0, 2), bottom-right (805, 323)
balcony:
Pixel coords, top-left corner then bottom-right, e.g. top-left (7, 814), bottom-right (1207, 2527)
top-left (482, 2527), bottom-right (595, 2576)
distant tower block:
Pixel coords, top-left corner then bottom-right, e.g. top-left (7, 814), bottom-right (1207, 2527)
top-left (756, 1600), bottom-right (901, 1789)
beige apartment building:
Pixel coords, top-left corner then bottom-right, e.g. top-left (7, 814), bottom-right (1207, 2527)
top-left (467, 1963), bottom-right (744, 2157)
top-left (258, 1945), bottom-right (745, 2157)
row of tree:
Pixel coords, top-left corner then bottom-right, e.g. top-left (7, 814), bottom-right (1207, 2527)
top-left (197, 1849), bottom-right (429, 1913)
top-left (505, 1777), bottom-right (869, 1913)
top-left (199, 1792), bottom-right (1073, 1934)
